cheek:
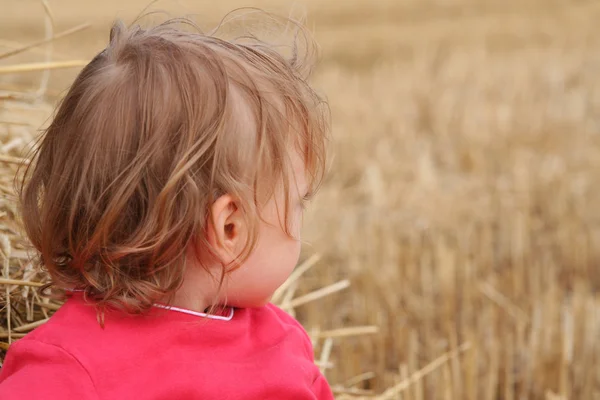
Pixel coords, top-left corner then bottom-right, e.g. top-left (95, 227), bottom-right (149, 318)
top-left (258, 199), bottom-right (303, 264)
top-left (270, 218), bottom-right (301, 271)
top-left (278, 237), bottom-right (301, 284)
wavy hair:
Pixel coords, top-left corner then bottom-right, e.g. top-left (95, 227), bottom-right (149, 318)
top-left (18, 11), bottom-right (329, 313)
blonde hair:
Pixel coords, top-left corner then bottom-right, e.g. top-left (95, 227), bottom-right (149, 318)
top-left (18, 13), bottom-right (329, 313)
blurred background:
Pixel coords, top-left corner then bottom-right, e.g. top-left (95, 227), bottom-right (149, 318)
top-left (2, 0), bottom-right (600, 399)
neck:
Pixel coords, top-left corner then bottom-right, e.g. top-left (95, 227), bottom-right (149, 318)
top-left (169, 286), bottom-right (212, 314)
top-left (168, 255), bottom-right (220, 314)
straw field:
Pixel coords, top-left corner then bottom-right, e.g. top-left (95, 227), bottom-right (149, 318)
top-left (2, 0), bottom-right (600, 398)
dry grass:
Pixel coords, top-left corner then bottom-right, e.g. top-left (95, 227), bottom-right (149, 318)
top-left (2, 0), bottom-right (600, 398)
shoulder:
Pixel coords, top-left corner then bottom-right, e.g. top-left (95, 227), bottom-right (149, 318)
top-left (264, 303), bottom-right (305, 330)
top-left (24, 295), bottom-right (103, 349)
top-left (264, 304), bottom-right (314, 360)
top-left (2, 337), bottom-right (89, 373)
top-left (0, 338), bottom-right (98, 399)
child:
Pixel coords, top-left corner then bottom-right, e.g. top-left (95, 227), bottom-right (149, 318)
top-left (0, 12), bottom-right (333, 400)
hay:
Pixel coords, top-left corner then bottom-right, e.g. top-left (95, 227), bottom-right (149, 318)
top-left (0, 98), bottom-right (50, 349)
top-left (0, 0), bottom-right (53, 345)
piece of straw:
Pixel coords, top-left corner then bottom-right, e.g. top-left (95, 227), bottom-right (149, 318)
top-left (272, 253), bottom-right (321, 304)
top-left (1, 235), bottom-right (11, 343)
top-left (35, 0), bottom-right (55, 99)
top-left (313, 360), bottom-right (334, 370)
top-left (0, 332), bottom-right (26, 339)
top-left (319, 337), bottom-right (334, 375)
top-left (32, 290), bottom-right (49, 319)
top-left (13, 318), bottom-right (50, 333)
top-left (0, 119), bottom-right (34, 126)
top-left (316, 325), bottom-right (379, 339)
top-left (0, 60), bottom-right (88, 74)
top-left (375, 342), bottom-right (471, 400)
top-left (278, 279), bottom-right (299, 315)
top-left (332, 387), bottom-right (375, 396)
top-left (0, 23), bottom-right (90, 60)
top-left (545, 391), bottom-right (566, 400)
top-left (0, 278), bottom-right (44, 287)
top-left (288, 279), bottom-right (350, 309)
top-left (344, 371), bottom-right (376, 388)
top-left (35, 301), bottom-right (61, 311)
top-left (0, 93), bottom-right (25, 100)
top-left (479, 282), bottom-right (529, 323)
top-left (0, 154), bottom-right (30, 165)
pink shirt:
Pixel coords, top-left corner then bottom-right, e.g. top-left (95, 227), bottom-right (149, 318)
top-left (0, 295), bottom-right (334, 399)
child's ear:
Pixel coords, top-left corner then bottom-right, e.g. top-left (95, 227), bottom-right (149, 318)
top-left (206, 194), bottom-right (246, 266)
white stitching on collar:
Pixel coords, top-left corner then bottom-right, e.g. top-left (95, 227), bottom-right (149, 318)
top-left (152, 303), bottom-right (234, 321)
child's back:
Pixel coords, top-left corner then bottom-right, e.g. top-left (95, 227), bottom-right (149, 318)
top-left (1, 293), bottom-right (331, 398)
top-left (0, 12), bottom-right (332, 400)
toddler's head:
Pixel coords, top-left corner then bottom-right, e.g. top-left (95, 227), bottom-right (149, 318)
top-left (19, 14), bottom-right (329, 312)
